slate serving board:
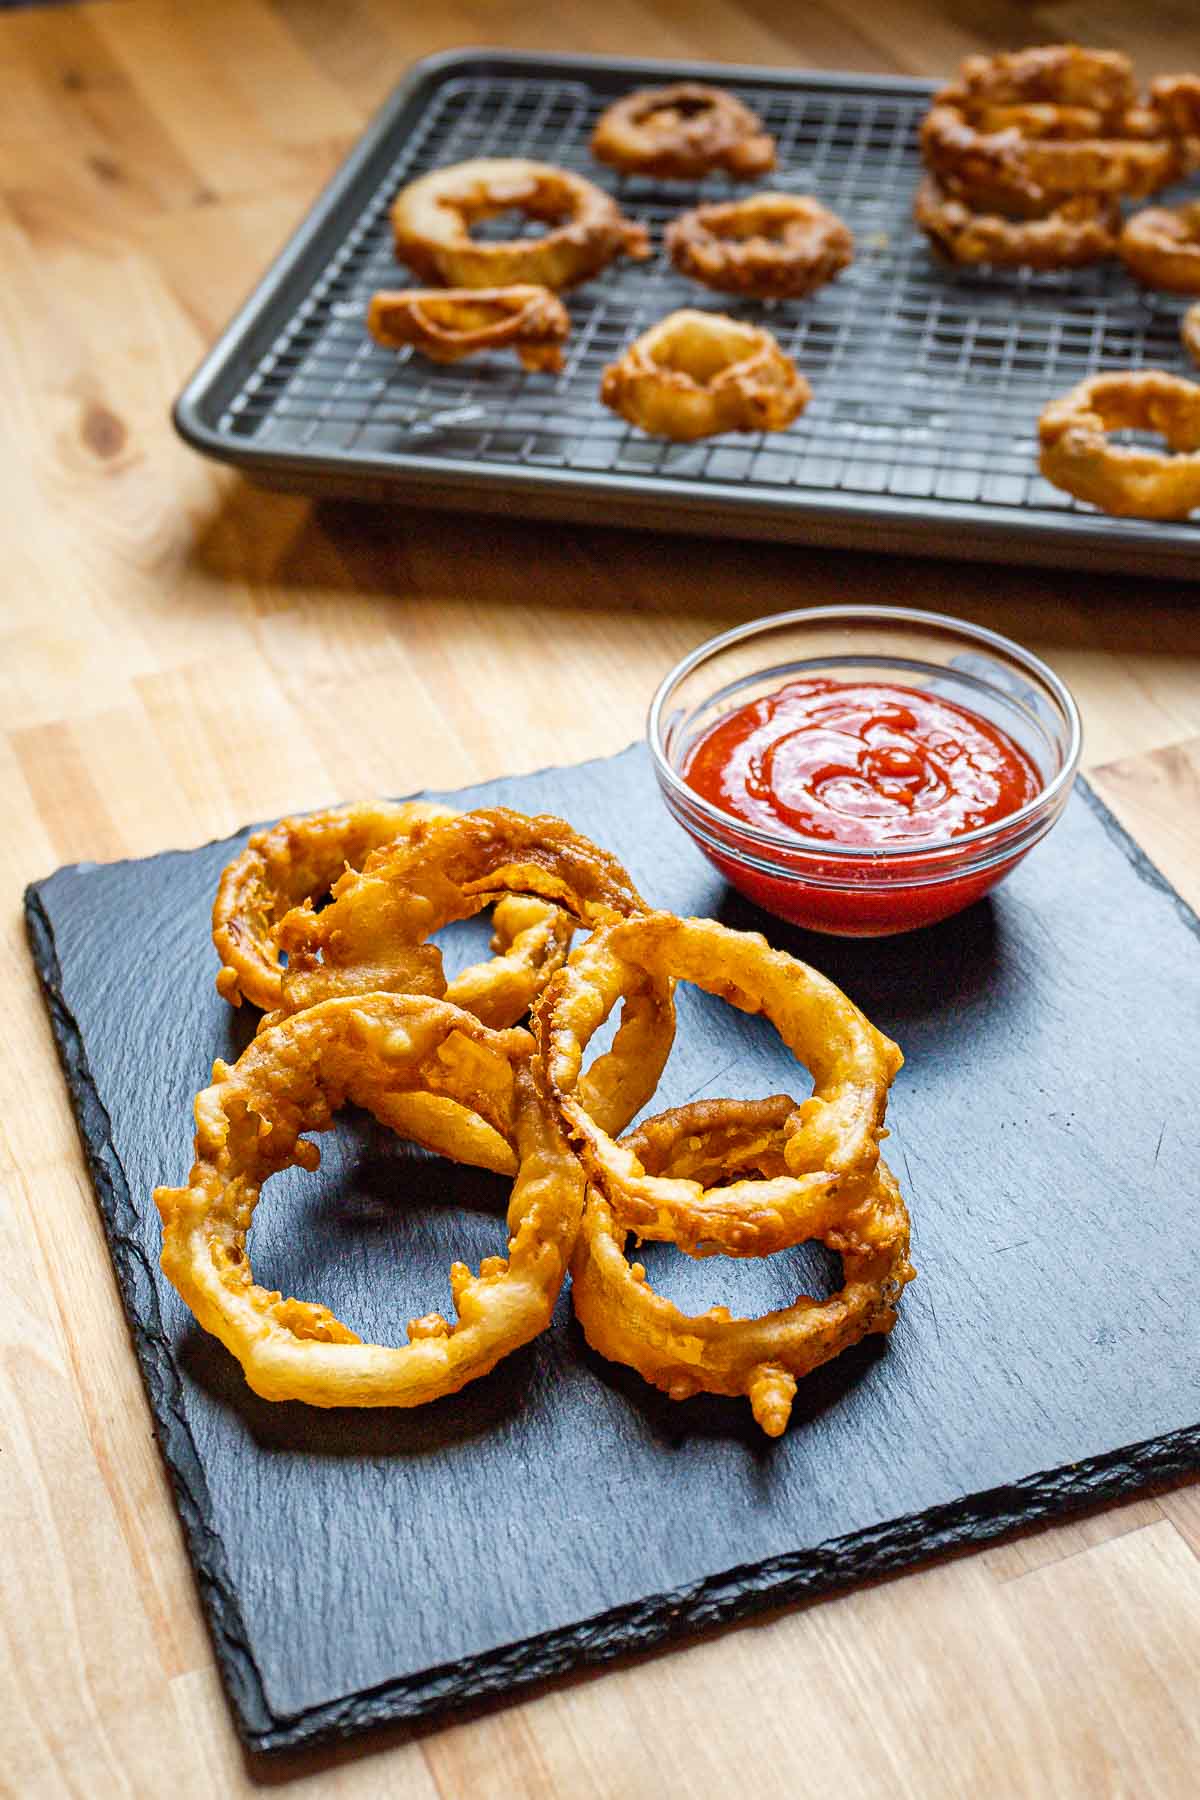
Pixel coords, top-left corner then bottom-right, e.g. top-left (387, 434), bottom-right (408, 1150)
top-left (26, 743), bottom-right (1200, 1756)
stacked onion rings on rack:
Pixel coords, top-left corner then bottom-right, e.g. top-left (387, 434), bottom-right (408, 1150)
top-left (910, 44), bottom-right (1200, 517)
top-left (156, 801), bottom-right (913, 1436)
top-left (915, 45), bottom-right (1200, 270)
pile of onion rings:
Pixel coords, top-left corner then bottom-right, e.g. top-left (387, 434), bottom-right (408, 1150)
top-left (158, 801), bottom-right (912, 1434)
top-left (915, 44), bottom-right (1200, 269)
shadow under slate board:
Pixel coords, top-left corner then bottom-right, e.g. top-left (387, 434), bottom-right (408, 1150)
top-left (25, 742), bottom-right (1200, 1755)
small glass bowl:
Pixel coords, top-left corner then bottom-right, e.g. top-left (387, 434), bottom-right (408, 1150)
top-left (647, 605), bottom-right (1082, 937)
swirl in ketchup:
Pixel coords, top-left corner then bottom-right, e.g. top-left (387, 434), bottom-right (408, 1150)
top-left (681, 678), bottom-right (1042, 935)
top-left (685, 678), bottom-right (1040, 846)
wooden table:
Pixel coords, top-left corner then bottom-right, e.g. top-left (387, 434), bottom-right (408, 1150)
top-left (3, 2), bottom-right (1199, 1793)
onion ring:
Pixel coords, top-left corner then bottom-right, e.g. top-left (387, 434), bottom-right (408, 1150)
top-left (390, 158), bottom-right (649, 291)
top-left (665, 194), bottom-right (853, 299)
top-left (914, 175), bottom-right (1119, 269)
top-left (1038, 370), bottom-right (1200, 518)
top-left (591, 82), bottom-right (775, 181)
top-left (154, 995), bottom-right (583, 1406)
top-left (213, 799), bottom-right (453, 1011)
top-left (957, 45), bottom-right (1137, 116)
top-left (534, 911), bottom-right (902, 1259)
top-left (1148, 74), bottom-right (1200, 142)
top-left (1182, 303), bottom-right (1200, 370)
top-left (921, 95), bottom-right (1181, 208)
top-left (275, 808), bottom-right (674, 1137)
top-left (212, 800), bottom-right (573, 1032)
top-left (600, 309), bottom-right (810, 442)
top-left (571, 1098), bottom-right (913, 1437)
top-left (1118, 202), bottom-right (1200, 294)
top-left (622, 1093), bottom-right (796, 1184)
top-left (367, 285), bottom-right (570, 372)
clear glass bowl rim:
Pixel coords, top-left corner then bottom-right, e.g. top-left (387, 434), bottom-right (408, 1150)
top-left (647, 604), bottom-right (1084, 866)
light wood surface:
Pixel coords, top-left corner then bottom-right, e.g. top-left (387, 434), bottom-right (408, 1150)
top-left (2, 2), bottom-right (1198, 1794)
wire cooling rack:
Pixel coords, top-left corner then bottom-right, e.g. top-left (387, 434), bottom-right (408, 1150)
top-left (174, 52), bottom-right (1200, 575)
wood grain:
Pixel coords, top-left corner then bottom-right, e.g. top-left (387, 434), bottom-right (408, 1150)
top-left (1, 1), bottom-right (1197, 1794)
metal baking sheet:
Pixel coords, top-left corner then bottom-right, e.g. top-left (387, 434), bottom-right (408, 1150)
top-left (174, 50), bottom-right (1200, 577)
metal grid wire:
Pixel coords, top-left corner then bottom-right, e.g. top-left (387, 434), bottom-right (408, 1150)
top-left (220, 71), bottom-right (1200, 523)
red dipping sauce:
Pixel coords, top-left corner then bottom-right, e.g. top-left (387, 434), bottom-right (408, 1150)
top-left (682, 678), bottom-right (1043, 935)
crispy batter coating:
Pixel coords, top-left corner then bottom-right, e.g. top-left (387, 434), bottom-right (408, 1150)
top-left (1039, 370), bottom-right (1200, 518)
top-left (535, 912), bottom-right (902, 1259)
top-left (591, 82), bottom-right (775, 181)
top-left (213, 800), bottom-right (453, 1010)
top-left (154, 996), bottom-right (584, 1406)
top-left (622, 1094), bottom-right (795, 1183)
top-left (212, 800), bottom-right (573, 1031)
top-left (367, 285), bottom-right (570, 371)
top-left (1118, 202), bottom-right (1200, 294)
top-left (571, 1099), bottom-right (913, 1437)
top-left (600, 309), bottom-right (809, 442)
top-left (921, 93), bottom-right (1181, 208)
top-left (390, 158), bottom-right (649, 291)
top-left (666, 194), bottom-right (853, 299)
top-left (182, 803), bottom-right (917, 1425)
top-left (957, 45), bottom-right (1137, 115)
top-left (1148, 74), bottom-right (1200, 140)
top-left (274, 808), bottom-right (674, 1138)
top-left (914, 175), bottom-right (1119, 269)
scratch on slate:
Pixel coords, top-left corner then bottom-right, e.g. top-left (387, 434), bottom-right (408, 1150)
top-left (994, 1240), bottom-right (1031, 1254)
top-left (1154, 1121), bottom-right (1167, 1167)
top-left (900, 1146), bottom-right (918, 1206)
top-left (678, 1058), bottom-right (740, 1106)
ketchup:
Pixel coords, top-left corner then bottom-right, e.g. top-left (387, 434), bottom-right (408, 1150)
top-left (681, 678), bottom-right (1042, 936)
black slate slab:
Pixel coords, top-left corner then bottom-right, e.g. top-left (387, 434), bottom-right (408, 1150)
top-left (25, 743), bottom-right (1200, 1755)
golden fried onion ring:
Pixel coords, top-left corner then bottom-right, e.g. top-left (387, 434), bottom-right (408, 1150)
top-left (275, 808), bottom-right (674, 1138)
top-left (600, 310), bottom-right (809, 442)
top-left (1148, 75), bottom-right (1200, 143)
top-left (1182, 302), bottom-right (1200, 370)
top-left (213, 799), bottom-right (453, 1011)
top-left (571, 1098), bottom-right (913, 1437)
top-left (666, 194), bottom-right (854, 299)
top-left (1038, 370), bottom-right (1200, 518)
top-left (1119, 202), bottom-right (1200, 294)
top-left (957, 45), bottom-right (1137, 115)
top-left (591, 82), bottom-right (775, 181)
top-left (212, 800), bottom-right (573, 1033)
top-left (368, 285), bottom-right (570, 372)
top-left (154, 995), bottom-right (584, 1407)
top-left (535, 912), bottom-right (902, 1259)
top-left (390, 158), bottom-right (649, 291)
top-left (921, 97), bottom-right (1181, 207)
top-left (914, 175), bottom-right (1119, 269)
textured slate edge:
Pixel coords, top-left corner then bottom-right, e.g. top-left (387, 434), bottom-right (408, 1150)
top-left (23, 887), bottom-right (276, 1742)
top-left (1076, 775), bottom-right (1200, 941)
top-left (22, 760), bottom-right (1200, 1756)
top-left (240, 1422), bottom-right (1200, 1755)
